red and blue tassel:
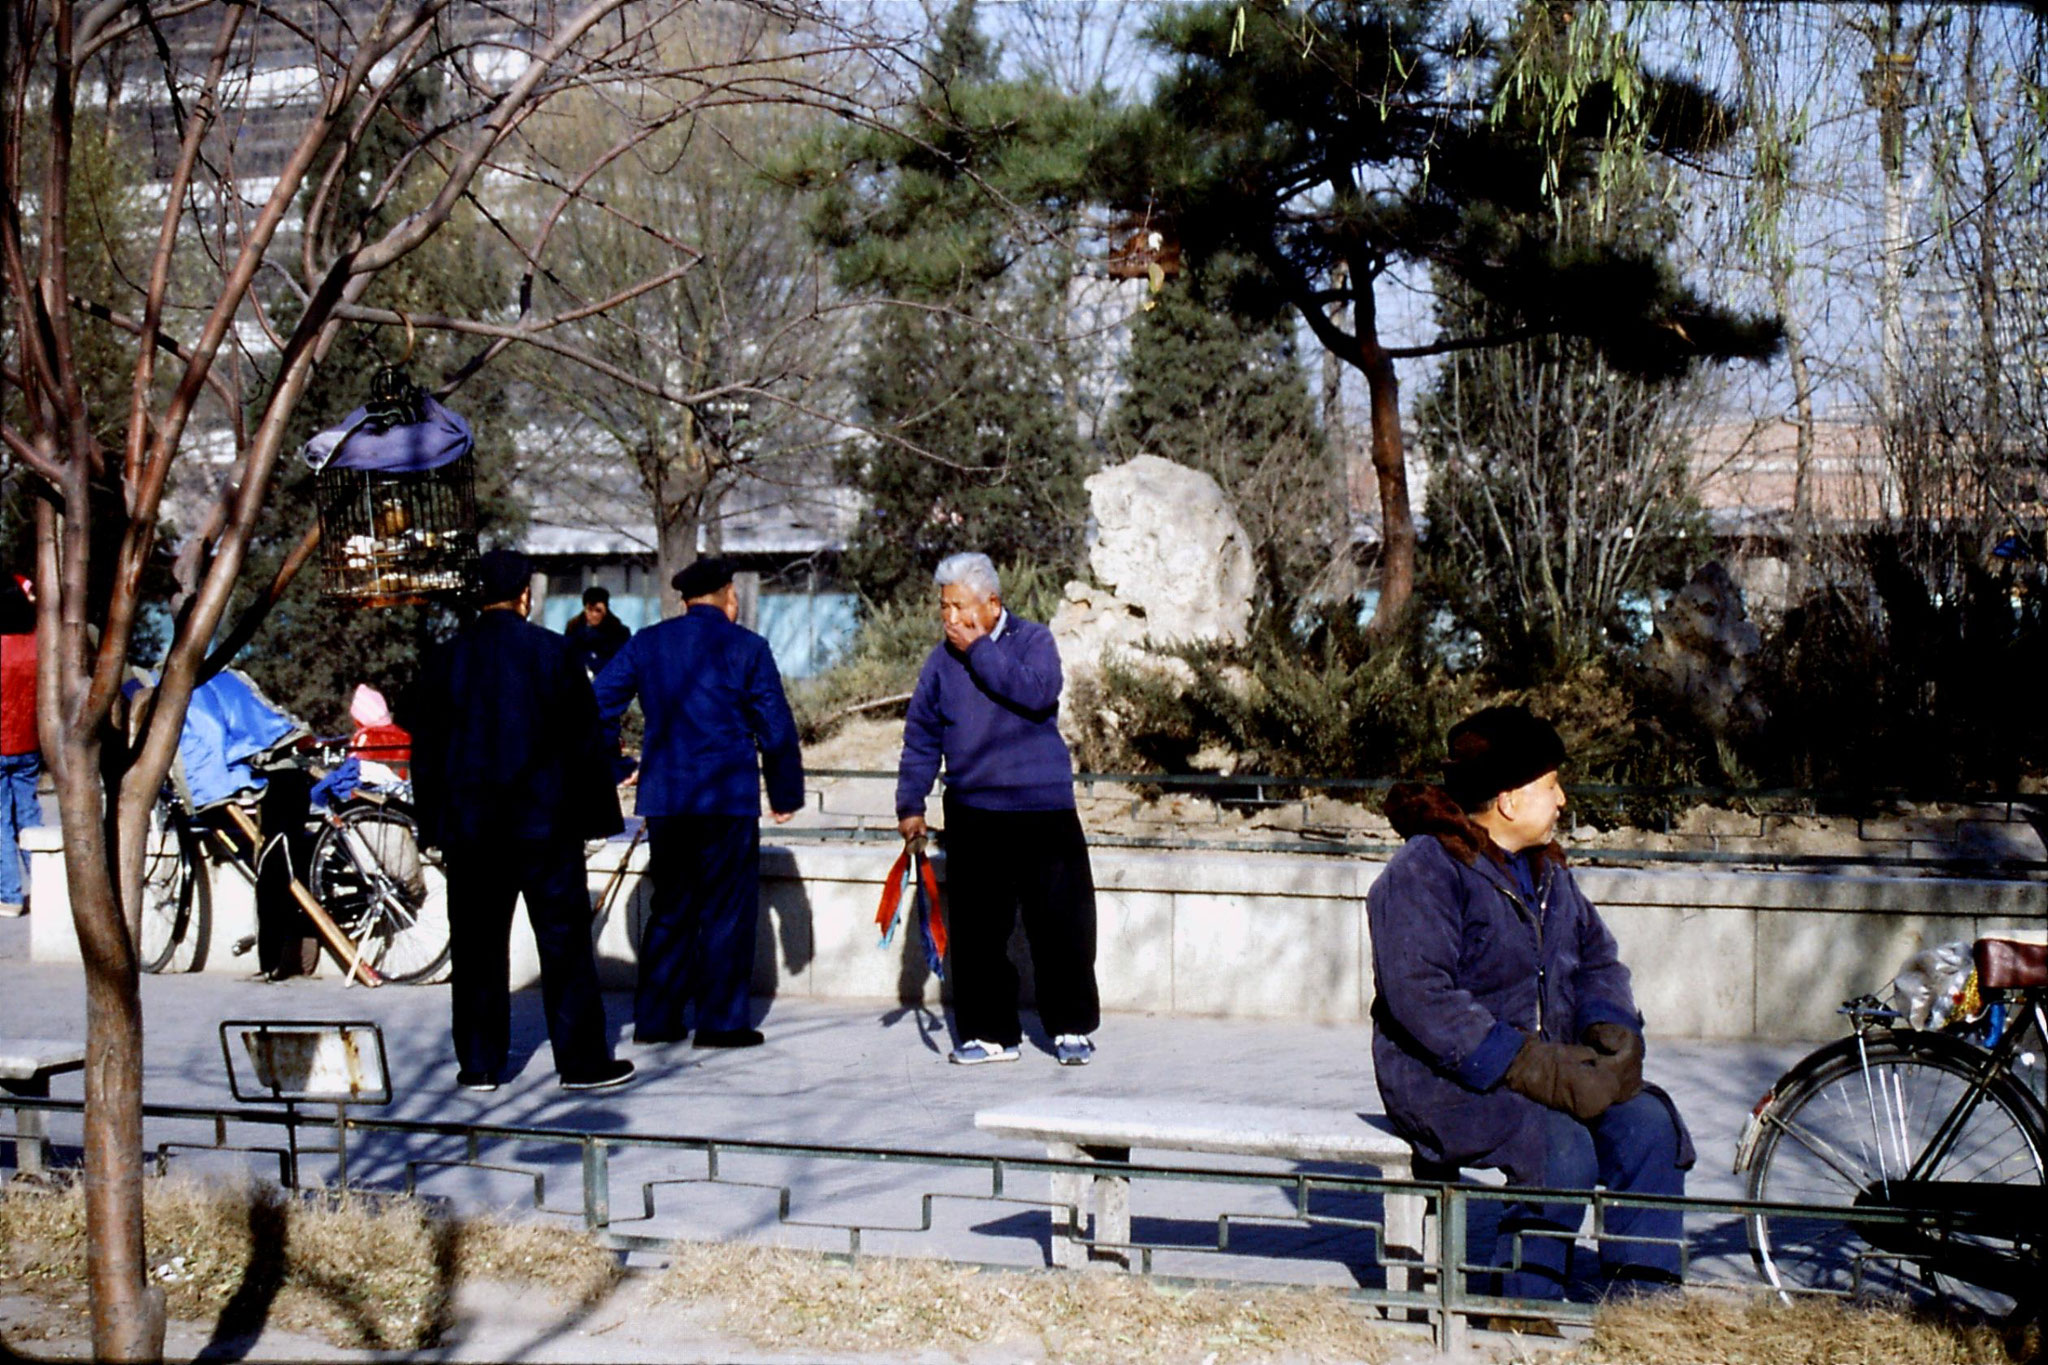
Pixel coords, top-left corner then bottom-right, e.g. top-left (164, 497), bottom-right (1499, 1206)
top-left (875, 843), bottom-right (947, 980)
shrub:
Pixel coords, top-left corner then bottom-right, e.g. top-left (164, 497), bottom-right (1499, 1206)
top-left (1747, 535), bottom-right (2048, 795)
top-left (1069, 606), bottom-right (1478, 784)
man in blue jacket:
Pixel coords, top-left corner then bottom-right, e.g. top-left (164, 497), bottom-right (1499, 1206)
top-left (401, 549), bottom-right (632, 1093)
top-left (895, 552), bottom-right (1100, 1067)
top-left (1367, 706), bottom-right (1692, 1305)
top-left (595, 556), bottom-right (803, 1048)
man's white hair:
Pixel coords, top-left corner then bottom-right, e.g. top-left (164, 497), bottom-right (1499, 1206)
top-left (933, 552), bottom-right (1000, 600)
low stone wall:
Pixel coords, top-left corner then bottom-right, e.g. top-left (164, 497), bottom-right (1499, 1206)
top-left (23, 827), bottom-right (2045, 1040)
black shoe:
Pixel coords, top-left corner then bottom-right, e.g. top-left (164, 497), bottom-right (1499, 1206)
top-left (560, 1059), bottom-right (635, 1091)
top-left (456, 1070), bottom-right (499, 1093)
top-left (693, 1028), bottom-right (764, 1049)
top-left (633, 1029), bottom-right (687, 1046)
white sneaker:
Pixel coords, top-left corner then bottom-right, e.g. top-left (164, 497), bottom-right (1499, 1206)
top-left (949, 1039), bottom-right (1021, 1066)
top-left (0, 901), bottom-right (24, 918)
top-left (1054, 1034), bottom-right (1095, 1066)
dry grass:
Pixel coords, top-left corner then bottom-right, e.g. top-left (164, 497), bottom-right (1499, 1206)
top-left (654, 1241), bottom-right (1395, 1364)
top-left (11, 1180), bottom-right (2037, 1365)
top-left (0, 1173), bottom-right (618, 1350)
top-left (1575, 1290), bottom-right (2030, 1365)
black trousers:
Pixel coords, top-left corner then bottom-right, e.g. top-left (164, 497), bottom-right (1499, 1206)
top-left (444, 836), bottom-right (611, 1081)
top-left (638, 815), bottom-right (760, 1036)
top-left (942, 799), bottom-right (1099, 1046)
top-left (253, 769), bottom-right (318, 979)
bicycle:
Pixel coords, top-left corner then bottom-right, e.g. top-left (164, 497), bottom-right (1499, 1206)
top-left (303, 789), bottom-right (448, 983)
top-left (139, 745), bottom-right (449, 985)
top-left (1734, 935), bottom-right (2046, 1321)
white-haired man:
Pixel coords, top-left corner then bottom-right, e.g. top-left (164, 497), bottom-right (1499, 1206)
top-left (895, 553), bottom-right (1101, 1065)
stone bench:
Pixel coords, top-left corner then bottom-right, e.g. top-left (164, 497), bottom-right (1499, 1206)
top-left (974, 1096), bottom-right (1429, 1291)
top-left (1, 1039), bottom-right (86, 1177)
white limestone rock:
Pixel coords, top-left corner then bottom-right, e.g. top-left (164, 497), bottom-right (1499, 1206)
top-left (1051, 456), bottom-right (1254, 676)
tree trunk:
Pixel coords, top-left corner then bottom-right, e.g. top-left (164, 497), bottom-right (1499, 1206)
top-left (1319, 264), bottom-right (1361, 601)
top-left (56, 735), bottom-right (166, 1361)
top-left (1785, 318), bottom-right (1817, 598)
top-left (648, 440), bottom-right (708, 620)
top-left (1356, 294), bottom-right (1416, 630)
top-left (1962, 10), bottom-right (2004, 492)
top-left (1301, 263), bottom-right (1418, 633)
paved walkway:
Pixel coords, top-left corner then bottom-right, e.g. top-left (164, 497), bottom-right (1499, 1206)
top-left (0, 913), bottom-right (1820, 1361)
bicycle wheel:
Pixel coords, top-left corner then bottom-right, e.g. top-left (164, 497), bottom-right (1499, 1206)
top-left (307, 805), bottom-right (449, 983)
top-left (138, 798), bottom-right (207, 973)
top-left (1745, 1029), bottom-right (2044, 1318)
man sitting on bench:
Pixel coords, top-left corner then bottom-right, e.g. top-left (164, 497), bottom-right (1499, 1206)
top-left (1367, 706), bottom-right (1694, 1306)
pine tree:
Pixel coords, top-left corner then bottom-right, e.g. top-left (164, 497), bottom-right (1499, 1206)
top-left (801, 0), bottom-right (1112, 602)
top-left (1095, 0), bottom-right (1781, 628)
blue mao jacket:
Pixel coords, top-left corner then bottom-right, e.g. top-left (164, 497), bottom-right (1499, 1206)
top-left (593, 603), bottom-right (804, 819)
top-left (1366, 783), bottom-right (1693, 1172)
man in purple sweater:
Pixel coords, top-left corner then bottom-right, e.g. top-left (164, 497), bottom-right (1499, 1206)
top-left (896, 553), bottom-right (1101, 1066)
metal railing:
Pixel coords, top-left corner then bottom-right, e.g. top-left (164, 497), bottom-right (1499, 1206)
top-left (3, 1094), bottom-right (2018, 1352)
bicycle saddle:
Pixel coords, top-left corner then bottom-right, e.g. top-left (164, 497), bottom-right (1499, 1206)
top-left (1974, 936), bottom-right (2047, 990)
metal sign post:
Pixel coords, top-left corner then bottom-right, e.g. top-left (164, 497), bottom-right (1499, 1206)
top-left (219, 1020), bottom-right (391, 1185)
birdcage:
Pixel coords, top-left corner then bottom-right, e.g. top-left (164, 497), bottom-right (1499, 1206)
top-left (306, 368), bottom-right (479, 607)
top-left (1106, 211), bottom-right (1181, 283)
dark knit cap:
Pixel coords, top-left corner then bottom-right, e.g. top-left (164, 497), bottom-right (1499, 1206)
top-left (672, 556), bottom-right (736, 600)
top-left (1442, 705), bottom-right (1566, 811)
top-left (474, 548), bottom-right (533, 606)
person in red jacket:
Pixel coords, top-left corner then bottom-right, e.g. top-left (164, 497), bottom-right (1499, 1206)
top-left (346, 683), bottom-right (412, 779)
top-left (1, 573), bottom-right (40, 916)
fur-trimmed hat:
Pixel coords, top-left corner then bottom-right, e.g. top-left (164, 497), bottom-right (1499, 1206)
top-left (1442, 705), bottom-right (1565, 811)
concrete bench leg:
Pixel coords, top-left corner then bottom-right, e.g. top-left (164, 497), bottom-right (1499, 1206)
top-left (1085, 1144), bottom-right (1131, 1269)
top-left (1045, 1141), bottom-right (1132, 1269)
top-left (2, 1077), bottom-right (49, 1177)
top-left (1382, 1166), bottom-right (1423, 1297)
top-left (1047, 1141), bottom-right (1089, 1269)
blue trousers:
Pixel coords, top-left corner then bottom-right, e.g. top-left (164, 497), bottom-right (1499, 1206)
top-left (638, 815), bottom-right (760, 1036)
top-left (1494, 1092), bottom-right (1688, 1299)
top-left (0, 752), bottom-right (41, 906)
top-left (444, 836), bottom-right (613, 1082)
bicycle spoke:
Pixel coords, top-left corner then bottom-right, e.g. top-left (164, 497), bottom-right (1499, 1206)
top-left (1764, 1111), bottom-right (1877, 1192)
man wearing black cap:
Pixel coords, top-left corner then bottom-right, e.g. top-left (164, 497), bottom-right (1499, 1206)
top-left (401, 548), bottom-right (633, 1093)
top-left (1368, 706), bottom-right (1692, 1308)
top-left (594, 556), bottom-right (804, 1048)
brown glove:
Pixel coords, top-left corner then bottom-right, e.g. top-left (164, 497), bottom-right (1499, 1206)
top-left (1502, 1036), bottom-right (1623, 1121)
top-left (1581, 1022), bottom-right (1644, 1106)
